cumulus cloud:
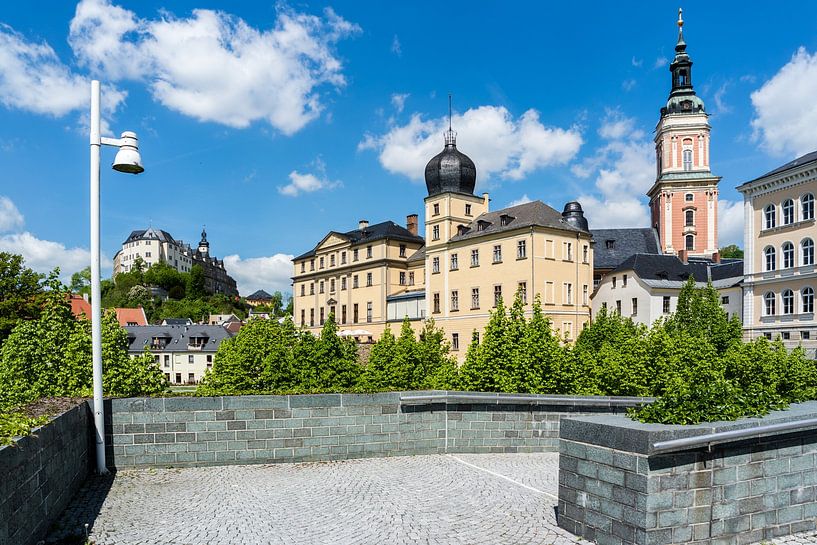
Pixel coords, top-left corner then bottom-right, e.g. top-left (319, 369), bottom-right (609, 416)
top-left (718, 199), bottom-right (744, 248)
top-left (751, 47), bottom-right (817, 157)
top-left (278, 169), bottom-right (341, 197)
top-left (390, 93), bottom-right (409, 113)
top-left (0, 196), bottom-right (24, 232)
top-left (0, 23), bottom-right (125, 119)
top-left (508, 194), bottom-right (532, 207)
top-left (223, 253), bottom-right (294, 296)
top-left (573, 110), bottom-right (654, 229)
top-left (621, 79), bottom-right (636, 92)
top-left (359, 105), bottom-right (582, 184)
top-left (654, 56), bottom-right (668, 69)
top-left (713, 82), bottom-right (731, 114)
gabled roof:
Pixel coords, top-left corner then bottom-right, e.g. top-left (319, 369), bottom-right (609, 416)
top-left (591, 228), bottom-right (661, 270)
top-left (449, 200), bottom-right (586, 243)
top-left (741, 149), bottom-right (817, 186)
top-left (123, 227), bottom-right (177, 245)
top-left (612, 253), bottom-right (743, 289)
top-left (69, 295), bottom-right (91, 319)
top-left (162, 318), bottom-right (192, 326)
top-left (124, 324), bottom-right (232, 353)
top-left (115, 307), bottom-right (148, 326)
top-left (294, 220), bottom-right (424, 261)
top-left (246, 289), bottom-right (273, 301)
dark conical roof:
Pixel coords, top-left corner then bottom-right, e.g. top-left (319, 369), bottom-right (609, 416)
top-left (424, 129), bottom-right (476, 197)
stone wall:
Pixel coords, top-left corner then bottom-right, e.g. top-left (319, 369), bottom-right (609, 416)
top-left (0, 403), bottom-right (92, 545)
top-left (558, 401), bottom-right (817, 545)
top-left (105, 392), bottom-right (647, 468)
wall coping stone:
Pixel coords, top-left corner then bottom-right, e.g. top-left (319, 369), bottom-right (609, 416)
top-left (400, 391), bottom-right (653, 407)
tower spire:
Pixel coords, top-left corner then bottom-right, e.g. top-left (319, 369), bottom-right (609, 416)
top-left (676, 7), bottom-right (686, 51)
top-left (444, 93), bottom-right (457, 147)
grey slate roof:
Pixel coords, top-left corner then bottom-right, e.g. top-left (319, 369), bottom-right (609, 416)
top-left (449, 200), bottom-right (586, 243)
top-left (161, 318), bottom-right (192, 326)
top-left (294, 221), bottom-right (424, 261)
top-left (743, 150), bottom-right (817, 185)
top-left (386, 289), bottom-right (426, 302)
top-left (407, 247), bottom-right (425, 263)
top-left (124, 324), bottom-right (232, 353)
top-left (247, 289), bottom-right (273, 301)
top-left (612, 254), bottom-right (743, 288)
top-left (123, 227), bottom-right (177, 245)
top-left (591, 228), bottom-right (661, 270)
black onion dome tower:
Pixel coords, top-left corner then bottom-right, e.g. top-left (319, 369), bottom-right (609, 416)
top-left (424, 97), bottom-right (476, 196)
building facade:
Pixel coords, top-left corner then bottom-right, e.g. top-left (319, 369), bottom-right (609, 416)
top-left (113, 226), bottom-right (238, 296)
top-left (647, 11), bottom-right (720, 258)
top-left (737, 151), bottom-right (816, 357)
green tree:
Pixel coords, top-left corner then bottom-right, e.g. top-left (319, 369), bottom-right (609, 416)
top-left (719, 244), bottom-right (744, 259)
top-left (300, 314), bottom-right (359, 390)
top-left (187, 264), bottom-right (207, 299)
top-left (664, 276), bottom-right (742, 354)
top-left (359, 325), bottom-right (397, 390)
top-left (0, 253), bottom-right (45, 345)
top-left (70, 266), bottom-right (91, 296)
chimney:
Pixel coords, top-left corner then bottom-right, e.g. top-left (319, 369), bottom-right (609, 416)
top-left (712, 251), bottom-right (721, 264)
top-left (482, 192), bottom-right (490, 212)
top-left (406, 214), bottom-right (418, 236)
top-left (358, 219), bottom-right (369, 231)
top-left (678, 249), bottom-right (688, 264)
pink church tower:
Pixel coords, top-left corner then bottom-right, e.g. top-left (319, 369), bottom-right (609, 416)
top-left (647, 9), bottom-right (720, 258)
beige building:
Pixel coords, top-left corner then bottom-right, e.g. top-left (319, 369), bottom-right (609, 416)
top-left (737, 151), bottom-right (816, 358)
top-left (291, 217), bottom-right (425, 342)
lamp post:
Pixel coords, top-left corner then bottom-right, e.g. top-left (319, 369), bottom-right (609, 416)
top-left (89, 79), bottom-right (144, 474)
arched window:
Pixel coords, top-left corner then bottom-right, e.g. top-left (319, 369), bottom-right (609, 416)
top-left (765, 204), bottom-right (776, 229)
top-left (803, 193), bottom-right (815, 221)
top-left (782, 199), bottom-right (795, 225)
top-left (803, 287), bottom-right (814, 314)
top-left (685, 210), bottom-right (694, 226)
top-left (782, 289), bottom-right (794, 314)
top-left (782, 242), bottom-right (795, 268)
top-left (765, 246), bottom-right (776, 271)
top-left (764, 292), bottom-right (776, 316)
top-left (682, 149), bottom-right (693, 171)
top-left (685, 234), bottom-right (694, 251)
top-left (802, 238), bottom-right (815, 266)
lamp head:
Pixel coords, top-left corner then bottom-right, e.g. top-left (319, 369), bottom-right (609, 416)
top-left (112, 131), bottom-right (144, 174)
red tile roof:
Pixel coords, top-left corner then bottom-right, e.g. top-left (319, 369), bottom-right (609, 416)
top-left (69, 295), bottom-right (91, 319)
top-left (115, 307), bottom-right (148, 326)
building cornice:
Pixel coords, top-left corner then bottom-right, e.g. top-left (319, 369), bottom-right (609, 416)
top-left (737, 164), bottom-right (817, 197)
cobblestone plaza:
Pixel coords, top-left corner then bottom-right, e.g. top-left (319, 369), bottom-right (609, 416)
top-left (46, 453), bottom-right (817, 545)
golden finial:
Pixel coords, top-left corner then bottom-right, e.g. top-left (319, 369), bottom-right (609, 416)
top-left (677, 8), bottom-right (684, 28)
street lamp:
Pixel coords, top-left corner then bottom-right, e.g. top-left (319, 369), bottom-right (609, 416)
top-left (89, 79), bottom-right (144, 474)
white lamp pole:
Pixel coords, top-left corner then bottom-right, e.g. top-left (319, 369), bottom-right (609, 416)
top-left (89, 80), bottom-right (144, 474)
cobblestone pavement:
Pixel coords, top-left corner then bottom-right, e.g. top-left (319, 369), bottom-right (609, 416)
top-left (46, 452), bottom-right (817, 545)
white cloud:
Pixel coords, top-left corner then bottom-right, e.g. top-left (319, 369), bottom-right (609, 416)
top-left (0, 23), bottom-right (125, 119)
top-left (654, 56), bottom-right (668, 69)
top-left (631, 57), bottom-right (643, 68)
top-left (713, 82), bottom-right (731, 114)
top-left (223, 253), bottom-right (294, 295)
top-left (751, 47), bottom-right (817, 157)
top-left (0, 232), bottom-right (101, 281)
top-left (0, 196), bottom-right (24, 232)
top-left (573, 110), bottom-right (654, 229)
top-left (391, 34), bottom-right (402, 56)
top-left (508, 194), bottom-right (532, 207)
top-left (65, 0), bottom-right (360, 134)
top-left (390, 93), bottom-right (409, 113)
top-left (718, 199), bottom-right (744, 248)
top-left (621, 79), bottom-right (637, 92)
top-left (360, 105), bottom-right (582, 185)
top-left (278, 170), bottom-right (341, 197)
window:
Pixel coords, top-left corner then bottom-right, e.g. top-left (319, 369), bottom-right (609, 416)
top-left (493, 245), bottom-right (502, 263)
top-left (433, 293), bottom-right (440, 313)
top-left (341, 251), bottom-right (346, 264)
top-left (432, 256), bottom-right (440, 273)
top-left (432, 225), bottom-right (440, 240)
top-left (301, 262), bottom-right (306, 273)
top-left (163, 355), bottom-right (170, 368)
top-left (452, 333), bottom-right (459, 351)
top-left (320, 307), bottom-right (325, 325)
top-left (802, 238), bottom-right (815, 266)
top-left (631, 298), bottom-right (638, 316)
top-left (341, 305), bottom-right (347, 324)
top-left (310, 283), bottom-right (315, 295)
top-left (494, 285), bottom-right (502, 307)
top-left (366, 272), bottom-right (373, 286)
top-left (300, 309), bottom-right (305, 326)
top-left (188, 355), bottom-right (194, 364)
top-left (145, 252), bottom-right (151, 258)
top-left (353, 275), bottom-right (359, 288)
top-left (582, 245), bottom-right (589, 263)
top-left (721, 296), bottom-right (730, 305)
top-left (764, 292), bottom-right (776, 316)
top-left (685, 210), bottom-right (694, 227)
top-left (782, 289), bottom-right (795, 315)
top-left (399, 272), bottom-right (406, 285)
top-left (564, 242), bottom-right (573, 261)
top-left (310, 259), bottom-right (315, 271)
top-left (683, 149), bottom-right (692, 171)
top-left (623, 274), bottom-right (628, 287)
top-left (450, 253), bottom-right (459, 270)
top-left (782, 332), bottom-right (791, 340)
top-left (341, 277), bottom-right (347, 290)
top-left (545, 281), bottom-right (554, 304)
top-left (319, 257), bottom-right (325, 269)
top-left (330, 254), bottom-right (336, 267)
top-left (764, 333), bottom-right (772, 340)
top-left (409, 272), bottom-right (414, 285)
top-left (319, 281), bottom-right (324, 294)
top-left (803, 287), bottom-right (814, 314)
top-left (803, 331), bottom-right (812, 340)
top-left (207, 355), bottom-right (212, 364)
top-left (765, 246), bottom-right (777, 271)
top-left (582, 285), bottom-right (588, 306)
top-left (471, 249), bottom-right (480, 267)
top-left (310, 308), bottom-right (315, 326)
top-left (546, 240), bottom-right (555, 258)
top-left (465, 204), bottom-right (472, 215)
top-left (353, 249), bottom-right (359, 261)
top-left (517, 240), bottom-right (527, 259)
top-left (518, 282), bottom-right (528, 304)
top-left (399, 244), bottom-right (406, 257)
top-left (451, 290), bottom-right (459, 311)
top-left (663, 296), bottom-right (671, 314)
top-left (783, 199), bottom-right (795, 225)
top-left (685, 193), bottom-right (694, 202)
top-left (765, 204), bottom-right (776, 229)
top-left (612, 276), bottom-right (617, 288)
top-left (615, 300), bottom-right (621, 314)
top-left (300, 284), bottom-right (305, 296)
top-left (803, 193), bottom-right (815, 221)
top-left (366, 246), bottom-right (373, 258)
top-left (471, 288), bottom-right (480, 309)
top-left (783, 242), bottom-right (795, 268)
top-left (565, 283), bottom-right (573, 305)
top-left (366, 302), bottom-right (372, 323)
top-left (175, 373), bottom-right (182, 384)
top-left (433, 203), bottom-right (440, 216)
top-left (685, 235), bottom-right (694, 251)
top-left (353, 304), bottom-right (359, 323)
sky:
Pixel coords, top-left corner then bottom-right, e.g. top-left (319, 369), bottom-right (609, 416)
top-left (3, 1), bottom-right (817, 296)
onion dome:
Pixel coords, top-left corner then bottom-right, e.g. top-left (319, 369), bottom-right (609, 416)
top-left (663, 8), bottom-right (705, 115)
top-left (424, 111), bottom-right (477, 197)
top-left (562, 201), bottom-right (589, 231)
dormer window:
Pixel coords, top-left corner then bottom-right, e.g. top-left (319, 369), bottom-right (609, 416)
top-left (605, 240), bottom-right (615, 249)
top-left (656, 270), bottom-right (669, 280)
top-left (477, 220), bottom-right (491, 232)
top-left (500, 214), bottom-right (513, 227)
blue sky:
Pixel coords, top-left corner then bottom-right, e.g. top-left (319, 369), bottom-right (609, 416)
top-left (2, 1), bottom-right (817, 295)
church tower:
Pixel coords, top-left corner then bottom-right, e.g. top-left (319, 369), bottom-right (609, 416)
top-left (198, 227), bottom-right (210, 258)
top-left (647, 9), bottom-right (720, 257)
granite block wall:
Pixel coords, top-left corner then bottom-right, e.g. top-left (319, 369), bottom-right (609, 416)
top-left (0, 403), bottom-right (92, 545)
top-left (558, 401), bottom-right (817, 545)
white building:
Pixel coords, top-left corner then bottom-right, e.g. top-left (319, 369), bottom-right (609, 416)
top-left (592, 254), bottom-right (743, 327)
